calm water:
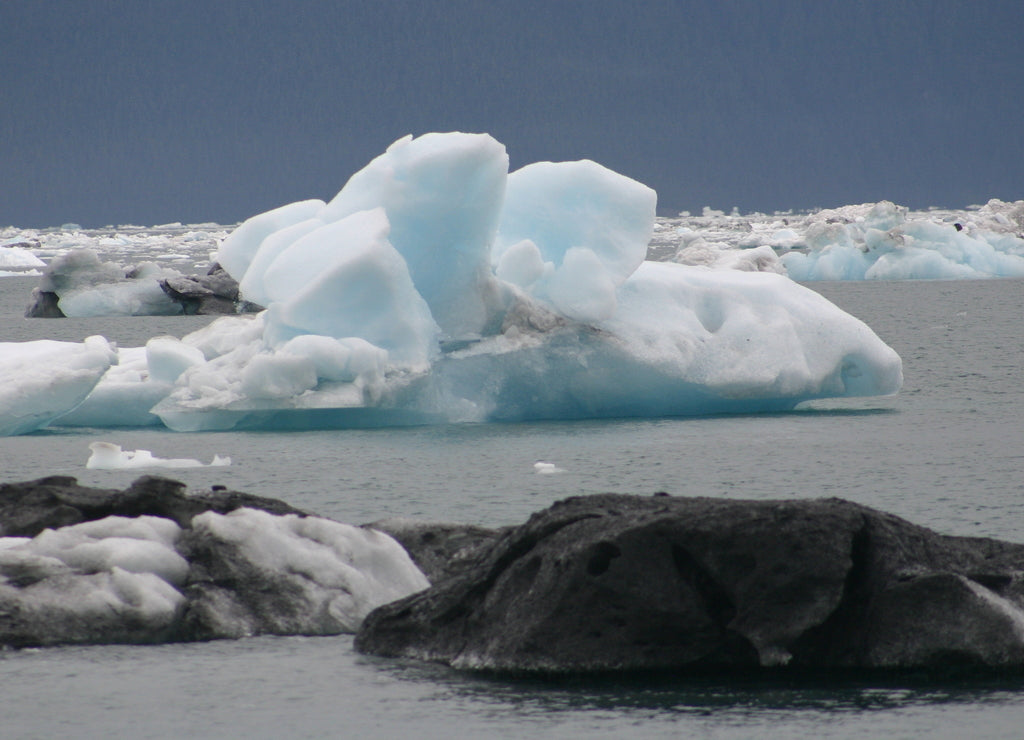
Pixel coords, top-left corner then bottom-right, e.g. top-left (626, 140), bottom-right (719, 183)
top-left (1, 276), bottom-right (1023, 738)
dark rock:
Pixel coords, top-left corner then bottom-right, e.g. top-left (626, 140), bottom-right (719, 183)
top-left (0, 475), bottom-right (309, 536)
top-left (158, 263), bottom-right (262, 315)
top-left (24, 288), bottom-right (65, 318)
top-left (355, 493), bottom-right (1024, 673)
top-left (367, 518), bottom-right (504, 583)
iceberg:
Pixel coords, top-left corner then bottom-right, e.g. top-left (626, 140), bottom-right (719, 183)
top-left (2, 133), bottom-right (903, 435)
top-left (33, 249), bottom-right (183, 317)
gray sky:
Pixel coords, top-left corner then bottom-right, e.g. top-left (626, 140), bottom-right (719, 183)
top-left (2, 0), bottom-right (1022, 227)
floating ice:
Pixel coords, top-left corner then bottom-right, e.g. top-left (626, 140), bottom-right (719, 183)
top-left (534, 462), bottom-right (566, 475)
top-left (216, 199), bottom-right (326, 287)
top-left (2, 133), bottom-right (905, 435)
top-left (86, 441), bottom-right (231, 470)
top-left (36, 249), bottom-right (183, 317)
top-left (650, 199), bottom-right (1024, 281)
top-left (493, 158), bottom-right (656, 322)
top-left (0, 243), bottom-right (45, 275)
top-left (673, 242), bottom-right (785, 274)
top-left (0, 336), bottom-right (118, 436)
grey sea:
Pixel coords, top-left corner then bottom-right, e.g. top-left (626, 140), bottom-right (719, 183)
top-left (1, 275), bottom-right (1023, 739)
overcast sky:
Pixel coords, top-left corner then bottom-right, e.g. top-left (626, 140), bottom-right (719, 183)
top-left (2, 0), bottom-right (1022, 227)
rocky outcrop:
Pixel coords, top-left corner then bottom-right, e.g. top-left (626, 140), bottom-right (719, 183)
top-left (368, 518), bottom-right (504, 583)
top-left (23, 289), bottom-right (64, 318)
top-left (0, 475), bottom-right (308, 536)
top-left (355, 493), bottom-right (1024, 673)
top-left (9, 478), bottom-right (1024, 673)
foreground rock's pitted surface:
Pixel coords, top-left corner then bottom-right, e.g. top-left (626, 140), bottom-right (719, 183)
top-left (355, 493), bottom-right (1024, 672)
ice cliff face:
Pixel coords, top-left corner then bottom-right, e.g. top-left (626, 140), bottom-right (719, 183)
top-left (0, 132), bottom-right (903, 435)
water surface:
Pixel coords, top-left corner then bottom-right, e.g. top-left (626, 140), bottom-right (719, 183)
top-left (2, 277), bottom-right (1023, 738)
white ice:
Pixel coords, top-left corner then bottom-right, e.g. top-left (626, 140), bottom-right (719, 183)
top-left (56, 338), bottom-right (207, 427)
top-left (658, 200), bottom-right (1024, 281)
top-left (0, 243), bottom-right (45, 275)
top-left (0, 515), bottom-right (188, 645)
top-left (0, 336), bottom-right (118, 436)
top-left (780, 200), bottom-right (1024, 280)
top-left (86, 441), bottom-right (231, 470)
top-left (534, 462), bottom-right (566, 475)
top-left (0, 508), bottom-right (428, 644)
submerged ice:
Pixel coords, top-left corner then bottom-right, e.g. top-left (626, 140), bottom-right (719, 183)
top-left (1, 132), bottom-right (903, 434)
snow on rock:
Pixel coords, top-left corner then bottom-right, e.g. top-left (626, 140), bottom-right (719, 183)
top-left (0, 336), bottom-right (118, 436)
top-left (0, 515), bottom-right (188, 646)
top-left (0, 476), bottom-right (432, 646)
top-left (181, 508), bottom-right (430, 638)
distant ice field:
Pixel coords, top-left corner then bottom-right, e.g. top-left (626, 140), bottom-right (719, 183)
top-left (3, 198), bottom-right (1023, 281)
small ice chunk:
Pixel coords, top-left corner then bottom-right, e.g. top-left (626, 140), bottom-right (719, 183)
top-left (0, 246), bottom-right (45, 269)
top-left (534, 461), bottom-right (566, 475)
top-left (86, 441), bottom-right (231, 469)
